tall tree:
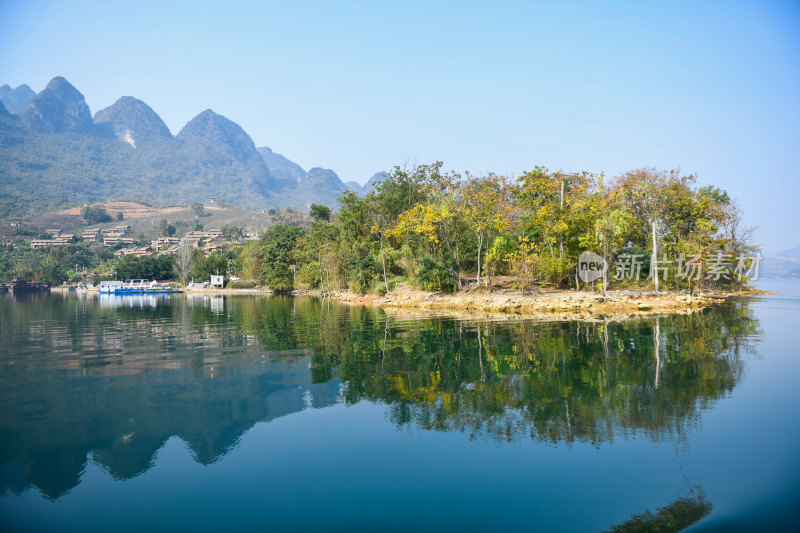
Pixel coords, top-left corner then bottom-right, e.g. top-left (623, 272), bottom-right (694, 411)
top-left (460, 174), bottom-right (511, 289)
top-left (616, 168), bottom-right (691, 292)
top-left (174, 240), bottom-right (195, 286)
top-left (258, 225), bottom-right (305, 292)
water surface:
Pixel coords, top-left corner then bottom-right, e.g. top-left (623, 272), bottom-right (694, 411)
top-left (0, 288), bottom-right (797, 532)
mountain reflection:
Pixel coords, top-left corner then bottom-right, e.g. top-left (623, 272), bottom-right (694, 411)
top-left (0, 293), bottom-right (761, 499)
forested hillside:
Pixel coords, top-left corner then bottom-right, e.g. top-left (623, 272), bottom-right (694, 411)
top-left (0, 77), bottom-right (379, 217)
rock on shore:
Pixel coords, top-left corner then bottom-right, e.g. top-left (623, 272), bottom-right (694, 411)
top-left (324, 284), bottom-right (765, 321)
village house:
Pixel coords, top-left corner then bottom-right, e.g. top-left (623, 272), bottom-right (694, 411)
top-left (109, 225), bottom-right (130, 236)
top-left (103, 236), bottom-right (135, 246)
top-left (30, 240), bottom-right (55, 249)
top-left (81, 228), bottom-right (101, 242)
top-left (151, 237), bottom-right (180, 250)
top-left (114, 246), bottom-right (154, 258)
top-left (30, 234), bottom-right (76, 249)
top-left (185, 229), bottom-right (223, 239)
top-left (183, 230), bottom-right (224, 249)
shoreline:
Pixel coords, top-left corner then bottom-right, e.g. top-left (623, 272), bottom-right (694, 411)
top-left (50, 285), bottom-right (770, 320)
top-left (311, 285), bottom-right (769, 321)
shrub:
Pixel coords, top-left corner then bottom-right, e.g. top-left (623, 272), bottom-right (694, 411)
top-left (416, 255), bottom-right (459, 293)
top-left (349, 255), bottom-right (380, 294)
top-left (227, 279), bottom-right (257, 289)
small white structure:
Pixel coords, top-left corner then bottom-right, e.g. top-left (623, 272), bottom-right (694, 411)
top-left (210, 275), bottom-right (224, 289)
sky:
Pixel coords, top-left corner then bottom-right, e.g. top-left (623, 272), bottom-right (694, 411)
top-left (0, 0), bottom-right (798, 253)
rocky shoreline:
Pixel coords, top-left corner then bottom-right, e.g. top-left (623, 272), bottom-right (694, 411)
top-left (308, 285), bottom-right (769, 321)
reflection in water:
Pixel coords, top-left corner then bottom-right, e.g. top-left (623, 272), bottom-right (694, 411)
top-left (604, 492), bottom-right (712, 533)
top-left (0, 293), bottom-right (761, 499)
top-left (97, 293), bottom-right (167, 309)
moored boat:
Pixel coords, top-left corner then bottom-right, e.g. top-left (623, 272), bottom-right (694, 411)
top-left (9, 277), bottom-right (50, 293)
top-left (103, 279), bottom-right (180, 294)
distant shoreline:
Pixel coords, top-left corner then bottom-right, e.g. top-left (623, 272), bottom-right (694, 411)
top-left (49, 284), bottom-right (768, 320)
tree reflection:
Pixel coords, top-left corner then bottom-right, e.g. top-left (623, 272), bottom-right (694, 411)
top-left (0, 293), bottom-right (761, 499)
top-left (306, 301), bottom-right (760, 444)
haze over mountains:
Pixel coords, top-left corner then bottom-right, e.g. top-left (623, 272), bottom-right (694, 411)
top-left (0, 84), bottom-right (36, 113)
top-left (761, 245), bottom-right (800, 279)
top-left (0, 76), bottom-right (386, 217)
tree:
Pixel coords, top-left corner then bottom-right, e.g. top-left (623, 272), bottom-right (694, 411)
top-left (308, 218), bottom-right (337, 291)
top-left (159, 219), bottom-right (176, 237)
top-left (616, 169), bottom-right (691, 292)
top-left (460, 174), bottom-right (511, 289)
top-left (192, 251), bottom-right (232, 281)
top-left (366, 192), bottom-right (392, 293)
top-left (593, 201), bottom-right (628, 294)
top-left (116, 255), bottom-right (174, 281)
top-left (221, 224), bottom-right (242, 240)
top-left (309, 204), bottom-right (331, 223)
top-left (174, 240), bottom-right (195, 286)
top-left (81, 205), bottom-right (112, 225)
top-left (258, 225), bottom-right (305, 292)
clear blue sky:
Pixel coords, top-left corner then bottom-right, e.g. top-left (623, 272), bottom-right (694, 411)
top-left (1, 0), bottom-right (798, 252)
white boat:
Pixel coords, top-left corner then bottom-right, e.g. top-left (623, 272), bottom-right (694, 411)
top-left (98, 281), bottom-right (124, 294)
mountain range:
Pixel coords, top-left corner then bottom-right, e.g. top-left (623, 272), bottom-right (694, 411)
top-left (761, 245), bottom-right (800, 279)
top-left (0, 76), bottom-right (386, 218)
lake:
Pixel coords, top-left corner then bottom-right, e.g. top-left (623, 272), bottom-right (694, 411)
top-left (0, 284), bottom-right (798, 532)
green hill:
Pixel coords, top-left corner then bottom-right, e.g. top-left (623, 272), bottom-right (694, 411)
top-left (0, 76), bottom-right (382, 219)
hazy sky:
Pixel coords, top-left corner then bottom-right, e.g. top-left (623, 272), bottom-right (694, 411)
top-left (1, 0), bottom-right (798, 252)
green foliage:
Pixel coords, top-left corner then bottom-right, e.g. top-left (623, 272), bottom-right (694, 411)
top-left (486, 234), bottom-right (515, 276)
top-left (604, 495), bottom-right (711, 533)
top-left (115, 254), bottom-right (175, 281)
top-left (11, 225), bottom-right (48, 239)
top-left (81, 205), bottom-right (112, 224)
top-left (0, 242), bottom-right (98, 285)
top-left (309, 203), bottom-right (331, 222)
top-left (349, 254), bottom-right (380, 294)
top-left (537, 255), bottom-right (573, 285)
top-left (221, 224), bottom-right (242, 240)
top-left (257, 225), bottom-right (305, 291)
top-left (191, 251), bottom-right (233, 281)
top-left (227, 279), bottom-right (257, 289)
top-left (416, 254), bottom-right (459, 293)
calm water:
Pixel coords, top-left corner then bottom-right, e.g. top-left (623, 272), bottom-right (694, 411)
top-left (0, 285), bottom-right (798, 532)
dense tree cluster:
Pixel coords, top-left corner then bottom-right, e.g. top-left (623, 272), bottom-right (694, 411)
top-left (239, 163), bottom-right (758, 293)
top-left (81, 205), bottom-right (112, 224)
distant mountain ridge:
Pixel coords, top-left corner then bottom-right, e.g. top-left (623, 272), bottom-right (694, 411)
top-left (0, 76), bottom-right (384, 217)
top-left (257, 146), bottom-right (306, 183)
top-left (0, 83), bottom-right (36, 113)
top-left (17, 76), bottom-right (97, 134)
top-left (761, 245), bottom-right (800, 279)
top-left (94, 96), bottom-right (172, 146)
